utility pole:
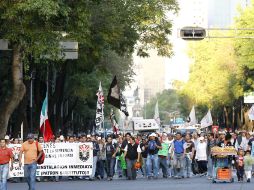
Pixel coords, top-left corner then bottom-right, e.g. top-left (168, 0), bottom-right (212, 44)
top-left (30, 70), bottom-right (35, 133)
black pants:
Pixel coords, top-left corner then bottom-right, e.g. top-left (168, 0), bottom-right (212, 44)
top-left (237, 166), bottom-right (244, 179)
top-left (197, 160), bottom-right (207, 174)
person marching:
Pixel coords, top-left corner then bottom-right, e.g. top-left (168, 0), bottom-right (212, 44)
top-left (105, 136), bottom-right (118, 181)
top-left (244, 150), bottom-right (254, 182)
top-left (124, 136), bottom-right (141, 180)
top-left (19, 134), bottom-right (43, 190)
top-left (183, 133), bottom-right (195, 178)
top-left (0, 138), bottom-right (14, 190)
top-left (158, 133), bottom-right (170, 178)
top-left (235, 149), bottom-right (244, 182)
top-left (146, 133), bottom-right (162, 179)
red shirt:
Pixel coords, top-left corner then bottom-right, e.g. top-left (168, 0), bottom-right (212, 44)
top-left (0, 147), bottom-right (13, 164)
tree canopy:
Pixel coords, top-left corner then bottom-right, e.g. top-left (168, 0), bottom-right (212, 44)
top-left (0, 0), bottom-right (179, 138)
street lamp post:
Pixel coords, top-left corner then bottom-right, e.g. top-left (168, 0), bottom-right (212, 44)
top-left (30, 70), bottom-right (36, 133)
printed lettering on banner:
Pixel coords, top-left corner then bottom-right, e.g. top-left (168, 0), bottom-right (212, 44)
top-left (8, 144), bottom-right (24, 178)
top-left (9, 142), bottom-right (93, 177)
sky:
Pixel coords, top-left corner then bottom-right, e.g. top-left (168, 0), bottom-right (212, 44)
top-left (126, 0), bottom-right (251, 93)
top-left (165, 0), bottom-right (250, 88)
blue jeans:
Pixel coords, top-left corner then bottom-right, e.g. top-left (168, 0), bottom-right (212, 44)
top-left (96, 160), bottom-right (105, 178)
top-left (167, 154), bottom-right (173, 176)
top-left (0, 163), bottom-right (9, 190)
top-left (90, 156), bottom-right (97, 178)
top-left (158, 156), bottom-right (168, 177)
top-left (24, 163), bottom-right (37, 190)
top-left (116, 159), bottom-right (123, 177)
top-left (207, 155), bottom-right (213, 177)
top-left (142, 158), bottom-right (148, 177)
top-left (184, 155), bottom-right (192, 177)
top-left (173, 153), bottom-right (184, 177)
top-left (106, 157), bottom-right (116, 177)
top-left (146, 154), bottom-right (159, 177)
top-left (126, 159), bottom-right (137, 179)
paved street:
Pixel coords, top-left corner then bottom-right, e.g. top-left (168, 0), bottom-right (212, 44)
top-left (8, 177), bottom-right (253, 190)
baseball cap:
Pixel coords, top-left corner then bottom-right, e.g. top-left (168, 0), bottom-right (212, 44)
top-left (27, 133), bottom-right (34, 139)
top-left (59, 135), bottom-right (64, 141)
top-left (4, 135), bottom-right (9, 140)
top-left (149, 133), bottom-right (157, 137)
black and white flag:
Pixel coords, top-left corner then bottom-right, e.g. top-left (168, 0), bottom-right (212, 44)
top-left (95, 82), bottom-right (104, 129)
top-left (107, 76), bottom-right (129, 117)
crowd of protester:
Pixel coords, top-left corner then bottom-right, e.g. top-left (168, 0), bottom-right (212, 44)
top-left (2, 129), bottom-right (254, 188)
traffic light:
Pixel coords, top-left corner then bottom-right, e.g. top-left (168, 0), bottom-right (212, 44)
top-left (180, 27), bottom-right (206, 40)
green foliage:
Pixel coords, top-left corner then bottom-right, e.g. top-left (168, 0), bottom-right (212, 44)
top-left (234, 0), bottom-right (254, 91)
top-left (0, 0), bottom-right (178, 134)
top-left (143, 89), bottom-right (181, 124)
top-left (182, 37), bottom-right (239, 108)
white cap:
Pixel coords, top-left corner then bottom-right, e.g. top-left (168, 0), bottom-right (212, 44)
top-left (59, 135), bottom-right (64, 140)
top-left (149, 133), bottom-right (157, 137)
top-left (87, 135), bottom-right (91, 138)
top-left (4, 135), bottom-right (9, 140)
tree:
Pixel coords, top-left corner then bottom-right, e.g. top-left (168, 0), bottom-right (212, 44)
top-left (232, 1), bottom-right (254, 131)
top-left (143, 89), bottom-right (181, 124)
top-left (0, 0), bottom-right (179, 138)
top-left (178, 34), bottom-right (244, 129)
top-left (182, 37), bottom-right (239, 106)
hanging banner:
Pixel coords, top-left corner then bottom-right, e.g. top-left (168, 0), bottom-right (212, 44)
top-left (9, 142), bottom-right (93, 177)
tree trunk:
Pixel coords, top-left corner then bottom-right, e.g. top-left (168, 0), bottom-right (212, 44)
top-left (12, 90), bottom-right (29, 138)
top-left (0, 45), bottom-right (26, 138)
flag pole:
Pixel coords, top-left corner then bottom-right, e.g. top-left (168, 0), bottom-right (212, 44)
top-left (43, 65), bottom-right (49, 142)
top-left (21, 122), bottom-right (23, 140)
top-left (102, 107), bottom-right (105, 138)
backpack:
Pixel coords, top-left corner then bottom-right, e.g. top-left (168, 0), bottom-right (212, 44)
top-left (148, 140), bottom-right (157, 151)
top-left (36, 141), bottom-right (45, 165)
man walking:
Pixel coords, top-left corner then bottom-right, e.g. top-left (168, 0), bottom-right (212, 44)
top-left (19, 134), bottom-right (43, 190)
top-left (105, 136), bottom-right (118, 181)
top-left (89, 136), bottom-right (99, 181)
top-left (183, 134), bottom-right (195, 178)
top-left (172, 132), bottom-right (185, 179)
top-left (0, 138), bottom-right (14, 190)
top-left (124, 136), bottom-right (141, 180)
top-left (158, 133), bottom-right (170, 178)
top-left (146, 133), bottom-right (162, 179)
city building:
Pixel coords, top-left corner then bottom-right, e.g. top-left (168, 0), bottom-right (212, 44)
top-left (133, 49), bottom-right (166, 105)
top-left (208, 0), bottom-right (251, 28)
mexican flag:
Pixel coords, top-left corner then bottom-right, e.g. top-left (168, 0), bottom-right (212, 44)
top-left (40, 95), bottom-right (53, 142)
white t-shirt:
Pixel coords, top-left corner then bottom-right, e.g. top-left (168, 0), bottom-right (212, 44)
top-left (124, 144), bottom-right (142, 153)
top-left (196, 142), bottom-right (207, 161)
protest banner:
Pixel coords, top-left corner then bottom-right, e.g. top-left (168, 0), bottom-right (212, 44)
top-left (9, 142), bottom-right (93, 177)
top-left (8, 144), bottom-right (24, 177)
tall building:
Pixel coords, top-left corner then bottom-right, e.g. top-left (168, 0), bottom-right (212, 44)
top-left (208, 0), bottom-right (251, 27)
top-left (133, 50), bottom-right (166, 105)
top-left (178, 0), bottom-right (208, 28)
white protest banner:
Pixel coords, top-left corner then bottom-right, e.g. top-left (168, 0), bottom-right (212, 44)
top-left (8, 144), bottom-right (24, 177)
top-left (9, 142), bottom-right (93, 177)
